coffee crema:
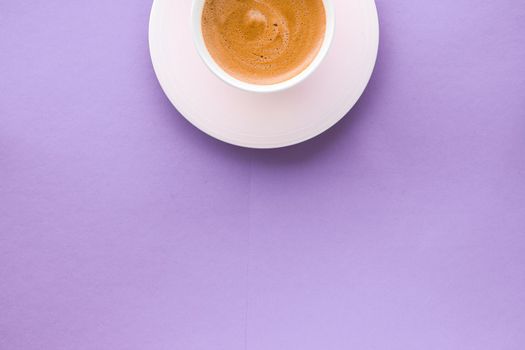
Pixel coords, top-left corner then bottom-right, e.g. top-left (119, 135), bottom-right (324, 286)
top-left (201, 0), bottom-right (326, 85)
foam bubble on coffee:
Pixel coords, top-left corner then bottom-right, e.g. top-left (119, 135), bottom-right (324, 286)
top-left (202, 0), bottom-right (326, 85)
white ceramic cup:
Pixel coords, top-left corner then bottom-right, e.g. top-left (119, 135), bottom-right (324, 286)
top-left (191, 0), bottom-right (335, 93)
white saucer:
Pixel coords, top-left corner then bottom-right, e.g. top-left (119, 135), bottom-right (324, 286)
top-left (149, 0), bottom-right (379, 149)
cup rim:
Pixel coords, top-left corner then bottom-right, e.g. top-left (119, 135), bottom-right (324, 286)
top-left (191, 0), bottom-right (335, 93)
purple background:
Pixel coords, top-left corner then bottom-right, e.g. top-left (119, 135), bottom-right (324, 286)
top-left (1, 0), bottom-right (525, 349)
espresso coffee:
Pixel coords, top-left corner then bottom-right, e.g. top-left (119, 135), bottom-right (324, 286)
top-left (201, 0), bottom-right (326, 85)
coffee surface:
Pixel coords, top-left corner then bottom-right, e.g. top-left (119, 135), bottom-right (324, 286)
top-left (201, 0), bottom-right (326, 85)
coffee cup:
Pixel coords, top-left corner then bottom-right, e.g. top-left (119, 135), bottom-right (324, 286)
top-left (192, 0), bottom-right (335, 93)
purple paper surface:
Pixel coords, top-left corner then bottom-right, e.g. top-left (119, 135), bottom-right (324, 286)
top-left (1, 1), bottom-right (525, 349)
